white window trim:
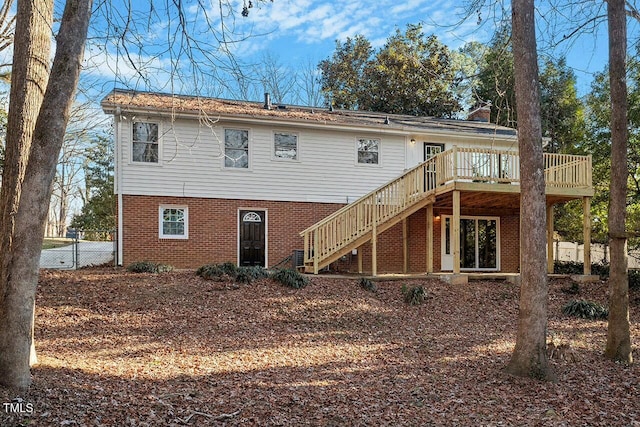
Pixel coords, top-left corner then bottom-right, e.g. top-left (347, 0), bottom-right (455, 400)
top-left (222, 127), bottom-right (252, 170)
top-left (441, 215), bottom-right (500, 271)
top-left (159, 205), bottom-right (189, 240)
top-left (272, 130), bottom-right (300, 162)
top-left (130, 120), bottom-right (162, 166)
top-left (355, 137), bottom-right (382, 167)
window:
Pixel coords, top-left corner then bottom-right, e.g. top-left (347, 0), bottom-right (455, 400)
top-left (225, 129), bottom-right (249, 168)
top-left (132, 122), bottom-right (159, 163)
top-left (159, 206), bottom-right (188, 239)
top-left (357, 138), bottom-right (379, 164)
top-left (274, 132), bottom-right (298, 160)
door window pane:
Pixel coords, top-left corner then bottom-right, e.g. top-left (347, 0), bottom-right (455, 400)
top-left (478, 219), bottom-right (497, 268)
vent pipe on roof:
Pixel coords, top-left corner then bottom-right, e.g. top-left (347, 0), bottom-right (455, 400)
top-left (264, 93), bottom-right (271, 110)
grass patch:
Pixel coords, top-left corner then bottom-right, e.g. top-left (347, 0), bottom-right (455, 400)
top-left (42, 238), bottom-right (74, 250)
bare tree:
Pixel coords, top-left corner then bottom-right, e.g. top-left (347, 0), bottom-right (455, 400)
top-left (254, 52), bottom-right (296, 104)
top-left (0, 0), bottom-right (275, 391)
top-left (296, 58), bottom-right (324, 107)
top-left (605, 0), bottom-right (633, 363)
top-left (504, 0), bottom-right (555, 381)
top-left (0, 0), bottom-right (53, 379)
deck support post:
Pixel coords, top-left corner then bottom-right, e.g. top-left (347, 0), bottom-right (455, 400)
top-left (313, 229), bottom-right (319, 275)
top-left (583, 196), bottom-right (592, 275)
top-left (358, 245), bottom-right (363, 274)
top-left (452, 190), bottom-right (461, 274)
top-left (403, 218), bottom-right (408, 273)
top-left (426, 204), bottom-right (433, 273)
top-left (372, 201), bottom-right (378, 276)
top-left (547, 204), bottom-right (554, 274)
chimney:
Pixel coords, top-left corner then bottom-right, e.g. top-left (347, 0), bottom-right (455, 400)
top-left (264, 93), bottom-right (272, 110)
top-left (468, 101), bottom-right (491, 123)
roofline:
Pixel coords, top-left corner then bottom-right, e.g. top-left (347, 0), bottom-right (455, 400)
top-left (101, 90), bottom-right (518, 142)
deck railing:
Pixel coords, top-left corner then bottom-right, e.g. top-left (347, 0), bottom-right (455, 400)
top-left (300, 147), bottom-right (592, 272)
top-left (300, 157), bottom-right (439, 273)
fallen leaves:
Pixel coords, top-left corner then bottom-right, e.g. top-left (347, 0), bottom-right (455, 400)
top-left (0, 269), bottom-right (637, 426)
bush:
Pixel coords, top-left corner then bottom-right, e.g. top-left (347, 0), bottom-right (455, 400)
top-left (197, 263), bottom-right (269, 284)
top-left (219, 261), bottom-right (239, 276)
top-left (562, 300), bottom-right (608, 320)
top-left (196, 264), bottom-right (228, 280)
top-left (127, 261), bottom-right (173, 274)
top-left (271, 268), bottom-right (309, 289)
top-left (359, 277), bottom-right (377, 293)
top-left (234, 266), bottom-right (269, 284)
top-left (554, 260), bottom-right (609, 277)
top-left (402, 284), bottom-right (428, 305)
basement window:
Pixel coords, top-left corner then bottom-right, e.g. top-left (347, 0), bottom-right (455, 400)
top-left (159, 206), bottom-right (188, 239)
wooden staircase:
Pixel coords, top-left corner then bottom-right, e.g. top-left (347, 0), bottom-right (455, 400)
top-left (299, 157), bottom-right (439, 274)
top-left (299, 147), bottom-right (593, 274)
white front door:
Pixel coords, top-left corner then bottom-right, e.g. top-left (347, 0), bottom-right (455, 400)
top-left (441, 215), bottom-right (500, 271)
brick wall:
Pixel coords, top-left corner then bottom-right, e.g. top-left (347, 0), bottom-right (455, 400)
top-left (500, 215), bottom-right (520, 273)
top-left (121, 195), bottom-right (344, 268)
top-left (120, 195), bottom-right (521, 272)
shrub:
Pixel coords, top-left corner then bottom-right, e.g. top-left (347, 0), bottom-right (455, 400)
top-left (127, 261), bottom-right (173, 274)
top-left (562, 300), bottom-right (608, 320)
top-left (402, 284), bottom-right (428, 305)
top-left (271, 268), bottom-right (309, 289)
top-left (196, 264), bottom-right (228, 280)
top-left (219, 261), bottom-right (239, 276)
top-left (234, 266), bottom-right (269, 284)
top-left (554, 260), bottom-right (609, 277)
top-left (359, 277), bottom-right (377, 293)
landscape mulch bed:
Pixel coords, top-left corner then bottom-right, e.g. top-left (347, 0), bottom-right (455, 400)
top-left (1, 267), bottom-right (638, 426)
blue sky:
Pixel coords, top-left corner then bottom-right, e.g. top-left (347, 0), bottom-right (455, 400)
top-left (81, 0), bottom-right (635, 104)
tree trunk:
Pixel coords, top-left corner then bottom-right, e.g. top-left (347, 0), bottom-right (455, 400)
top-left (504, 0), bottom-right (555, 381)
top-left (0, 0), bottom-right (54, 382)
top-left (605, 0), bottom-right (633, 363)
top-left (0, 0), bottom-right (93, 391)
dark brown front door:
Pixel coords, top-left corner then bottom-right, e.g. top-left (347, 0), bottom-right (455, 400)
top-left (239, 210), bottom-right (266, 266)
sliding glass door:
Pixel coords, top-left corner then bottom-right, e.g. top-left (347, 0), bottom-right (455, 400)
top-left (441, 216), bottom-right (500, 271)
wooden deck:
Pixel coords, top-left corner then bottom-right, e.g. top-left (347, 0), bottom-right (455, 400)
top-left (300, 147), bottom-right (593, 274)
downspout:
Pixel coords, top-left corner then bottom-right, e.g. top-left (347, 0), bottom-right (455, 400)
top-left (115, 109), bottom-right (124, 266)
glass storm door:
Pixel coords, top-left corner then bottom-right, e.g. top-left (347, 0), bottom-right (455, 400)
top-left (424, 143), bottom-right (444, 190)
top-left (441, 216), bottom-right (499, 271)
top-left (239, 210), bottom-right (266, 266)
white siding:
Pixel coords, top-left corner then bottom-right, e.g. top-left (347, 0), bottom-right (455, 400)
top-left (117, 117), bottom-right (408, 204)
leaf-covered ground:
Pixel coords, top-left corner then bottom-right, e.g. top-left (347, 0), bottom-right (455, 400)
top-left (1, 268), bottom-right (638, 426)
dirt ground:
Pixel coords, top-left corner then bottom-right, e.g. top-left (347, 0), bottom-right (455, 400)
top-left (1, 267), bottom-right (638, 426)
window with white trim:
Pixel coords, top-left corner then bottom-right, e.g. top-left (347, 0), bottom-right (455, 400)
top-left (159, 206), bottom-right (188, 239)
top-left (224, 128), bottom-right (249, 168)
top-left (132, 122), bottom-right (159, 163)
top-left (357, 138), bottom-right (379, 164)
top-left (273, 132), bottom-right (298, 160)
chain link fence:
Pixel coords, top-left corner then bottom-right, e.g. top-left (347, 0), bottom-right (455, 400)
top-left (40, 229), bottom-right (117, 270)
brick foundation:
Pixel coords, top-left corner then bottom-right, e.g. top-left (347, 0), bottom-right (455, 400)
top-left (119, 195), bottom-right (520, 272)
